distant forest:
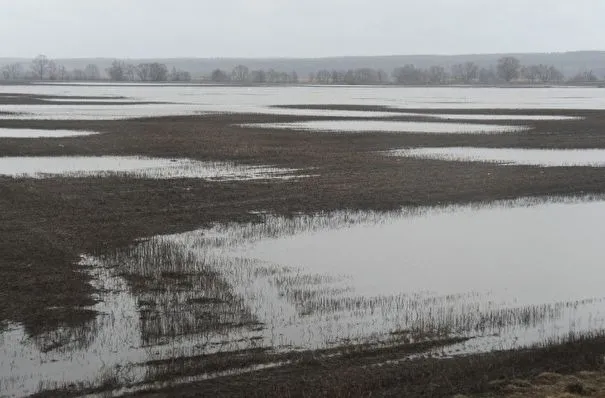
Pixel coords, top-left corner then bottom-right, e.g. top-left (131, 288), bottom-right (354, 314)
top-left (1, 53), bottom-right (604, 85)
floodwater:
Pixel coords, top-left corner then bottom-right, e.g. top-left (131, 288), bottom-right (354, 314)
top-left (390, 147), bottom-right (605, 167)
top-left (0, 156), bottom-right (304, 180)
top-left (1, 85), bottom-right (605, 120)
top-left (2, 196), bottom-right (605, 396)
top-left (0, 128), bottom-right (98, 138)
top-left (424, 114), bottom-right (581, 121)
top-left (243, 120), bottom-right (528, 134)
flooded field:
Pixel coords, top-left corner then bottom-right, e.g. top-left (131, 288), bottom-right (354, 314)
top-left (2, 86), bottom-right (605, 121)
top-left (243, 120), bottom-right (529, 134)
top-left (424, 114), bottom-right (581, 121)
top-left (0, 128), bottom-right (97, 138)
top-left (2, 84), bottom-right (605, 396)
top-left (390, 147), bottom-right (605, 167)
top-left (0, 156), bottom-right (305, 180)
top-left (2, 196), bottom-right (605, 395)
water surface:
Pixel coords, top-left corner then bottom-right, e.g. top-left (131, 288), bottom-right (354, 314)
top-left (0, 128), bottom-right (97, 138)
top-left (243, 120), bottom-right (528, 134)
top-left (0, 156), bottom-right (304, 180)
top-left (390, 147), bottom-right (605, 166)
top-left (2, 196), bottom-right (604, 396)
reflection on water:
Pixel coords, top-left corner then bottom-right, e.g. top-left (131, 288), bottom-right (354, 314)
top-left (0, 156), bottom-right (306, 180)
top-left (390, 147), bottom-right (605, 167)
top-left (2, 196), bottom-right (605, 395)
top-left (242, 120), bottom-right (528, 134)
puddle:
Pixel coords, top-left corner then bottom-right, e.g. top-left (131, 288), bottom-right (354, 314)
top-left (390, 147), bottom-right (605, 167)
top-left (242, 120), bottom-right (528, 134)
top-left (0, 156), bottom-right (305, 180)
top-left (0, 128), bottom-right (98, 138)
top-left (2, 196), bottom-right (605, 396)
top-left (423, 114), bottom-right (581, 121)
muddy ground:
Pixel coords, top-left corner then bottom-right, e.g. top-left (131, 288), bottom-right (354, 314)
top-left (2, 95), bottom-right (605, 396)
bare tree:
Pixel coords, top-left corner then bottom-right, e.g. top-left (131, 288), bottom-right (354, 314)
top-left (125, 64), bottom-right (137, 81)
top-left (1, 63), bottom-right (23, 80)
top-left (71, 69), bottom-right (86, 81)
top-left (569, 70), bottom-right (599, 83)
top-left (290, 71), bottom-right (299, 83)
top-left (315, 69), bottom-right (332, 84)
top-left (497, 57), bottom-right (521, 83)
top-left (392, 65), bottom-right (426, 85)
top-left (84, 64), bottom-right (100, 80)
top-left (231, 65), bottom-right (249, 82)
top-left (249, 70), bottom-right (267, 83)
top-left (136, 63), bottom-right (151, 81)
top-left (211, 69), bottom-right (230, 82)
top-left (478, 67), bottom-right (497, 84)
top-left (427, 65), bottom-right (447, 84)
top-left (31, 54), bottom-right (51, 80)
top-left (451, 62), bottom-right (478, 83)
top-left (548, 66), bottom-right (564, 83)
top-left (56, 64), bottom-right (68, 81)
top-left (106, 60), bottom-right (127, 81)
top-left (170, 67), bottom-right (191, 82)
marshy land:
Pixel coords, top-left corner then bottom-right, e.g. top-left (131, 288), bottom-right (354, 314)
top-left (2, 85), bottom-right (605, 397)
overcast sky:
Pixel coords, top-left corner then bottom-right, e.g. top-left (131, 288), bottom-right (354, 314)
top-left (1, 0), bottom-right (604, 59)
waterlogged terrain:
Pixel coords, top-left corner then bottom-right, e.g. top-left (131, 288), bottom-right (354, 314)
top-left (243, 120), bottom-right (529, 134)
top-left (2, 84), bottom-right (605, 396)
top-left (2, 196), bottom-right (605, 395)
top-left (2, 86), bottom-right (605, 121)
top-left (390, 147), bottom-right (605, 167)
top-left (0, 156), bottom-right (304, 180)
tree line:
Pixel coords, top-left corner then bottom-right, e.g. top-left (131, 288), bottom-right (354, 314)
top-left (1, 55), bottom-right (602, 85)
top-left (310, 58), bottom-right (581, 85)
top-left (209, 65), bottom-right (298, 84)
top-left (1, 55), bottom-right (191, 82)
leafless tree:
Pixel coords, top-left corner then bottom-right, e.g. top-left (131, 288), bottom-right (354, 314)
top-left (84, 64), bottom-right (100, 80)
top-left (125, 64), bottom-right (137, 81)
top-left (451, 62), bottom-right (478, 83)
top-left (106, 60), bottom-right (127, 81)
top-left (71, 69), bottom-right (86, 81)
top-left (548, 66), bottom-right (564, 83)
top-left (56, 64), bottom-right (68, 81)
top-left (211, 69), bottom-right (230, 82)
top-left (290, 71), bottom-right (299, 83)
top-left (478, 67), bottom-right (497, 84)
top-left (392, 65), bottom-right (426, 85)
top-left (31, 54), bottom-right (51, 80)
top-left (569, 70), bottom-right (599, 83)
top-left (315, 69), bottom-right (332, 84)
top-left (231, 65), bottom-right (249, 82)
top-left (427, 65), bottom-right (448, 84)
top-left (249, 70), bottom-right (267, 83)
top-left (136, 63), bottom-right (151, 81)
top-left (497, 57), bottom-right (521, 82)
top-left (1, 63), bottom-right (23, 80)
top-left (170, 67), bottom-right (191, 81)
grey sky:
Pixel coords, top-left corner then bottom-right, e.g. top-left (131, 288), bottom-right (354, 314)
top-left (1, 0), bottom-right (604, 58)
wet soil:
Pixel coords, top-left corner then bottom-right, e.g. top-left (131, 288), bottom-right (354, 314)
top-left (2, 96), bottom-right (605, 396)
